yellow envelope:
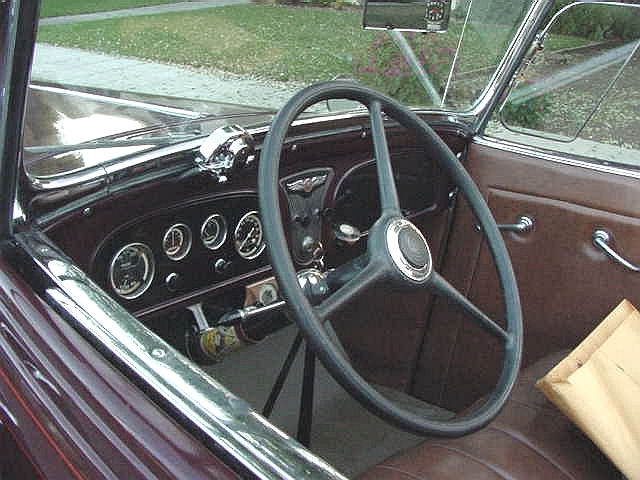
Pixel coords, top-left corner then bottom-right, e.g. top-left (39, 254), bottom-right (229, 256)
top-left (536, 299), bottom-right (640, 480)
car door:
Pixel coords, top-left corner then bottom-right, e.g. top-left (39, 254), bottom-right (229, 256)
top-left (411, 1), bottom-right (640, 411)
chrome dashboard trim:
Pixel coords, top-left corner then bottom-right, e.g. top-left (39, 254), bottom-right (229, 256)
top-left (28, 138), bottom-right (205, 191)
top-left (475, 135), bottom-right (640, 181)
top-left (20, 230), bottom-right (347, 480)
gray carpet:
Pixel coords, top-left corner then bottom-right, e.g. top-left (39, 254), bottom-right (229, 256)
top-left (206, 325), bottom-right (452, 478)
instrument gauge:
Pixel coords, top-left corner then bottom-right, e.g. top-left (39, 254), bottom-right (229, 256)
top-left (109, 243), bottom-right (155, 299)
top-left (163, 223), bottom-right (192, 261)
top-left (234, 211), bottom-right (265, 260)
top-left (201, 214), bottom-right (228, 250)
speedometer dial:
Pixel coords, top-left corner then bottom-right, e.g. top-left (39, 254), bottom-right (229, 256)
top-left (201, 214), bottom-right (228, 250)
top-left (234, 211), bottom-right (265, 260)
top-left (163, 223), bottom-right (192, 261)
top-left (109, 243), bottom-right (155, 299)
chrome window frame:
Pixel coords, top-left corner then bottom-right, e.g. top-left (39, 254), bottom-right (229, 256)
top-left (474, 135), bottom-right (640, 181)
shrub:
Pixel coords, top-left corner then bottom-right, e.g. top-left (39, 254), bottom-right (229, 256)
top-left (501, 89), bottom-right (550, 130)
top-left (353, 33), bottom-right (455, 106)
top-left (548, 1), bottom-right (640, 41)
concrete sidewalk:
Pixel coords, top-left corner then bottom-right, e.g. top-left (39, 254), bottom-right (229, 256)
top-left (32, 44), bottom-right (302, 109)
top-left (39, 0), bottom-right (250, 26)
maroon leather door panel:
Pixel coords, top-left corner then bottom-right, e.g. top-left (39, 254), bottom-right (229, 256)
top-left (411, 141), bottom-right (640, 411)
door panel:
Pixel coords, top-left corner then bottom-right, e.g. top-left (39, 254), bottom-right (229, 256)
top-left (412, 141), bottom-right (640, 411)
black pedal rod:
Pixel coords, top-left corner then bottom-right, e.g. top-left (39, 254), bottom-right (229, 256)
top-left (262, 332), bottom-right (304, 418)
top-left (297, 343), bottom-right (316, 448)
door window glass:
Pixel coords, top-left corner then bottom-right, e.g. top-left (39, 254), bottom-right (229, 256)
top-left (486, 2), bottom-right (640, 169)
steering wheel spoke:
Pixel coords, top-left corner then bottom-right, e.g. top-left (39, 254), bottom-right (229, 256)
top-left (316, 260), bottom-right (383, 322)
top-left (369, 100), bottom-right (401, 216)
top-left (427, 272), bottom-right (510, 343)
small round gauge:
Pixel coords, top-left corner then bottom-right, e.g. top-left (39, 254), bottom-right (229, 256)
top-left (234, 211), bottom-right (266, 260)
top-left (201, 214), bottom-right (228, 250)
top-left (425, 1), bottom-right (446, 21)
top-left (109, 243), bottom-right (155, 300)
top-left (163, 223), bottom-right (192, 261)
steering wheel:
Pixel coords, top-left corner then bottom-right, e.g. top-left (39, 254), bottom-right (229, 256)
top-left (258, 81), bottom-right (523, 437)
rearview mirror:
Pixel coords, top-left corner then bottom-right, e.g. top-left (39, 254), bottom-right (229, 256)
top-left (363, 0), bottom-right (452, 33)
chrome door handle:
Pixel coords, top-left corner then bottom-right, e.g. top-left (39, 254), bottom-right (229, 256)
top-left (477, 215), bottom-right (535, 234)
top-left (498, 215), bottom-right (535, 233)
top-left (592, 230), bottom-right (640, 272)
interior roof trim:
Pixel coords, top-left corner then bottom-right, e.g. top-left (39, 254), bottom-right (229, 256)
top-left (475, 135), bottom-right (640, 181)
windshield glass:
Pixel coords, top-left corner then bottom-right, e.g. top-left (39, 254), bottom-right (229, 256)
top-left (27, 0), bottom-right (535, 179)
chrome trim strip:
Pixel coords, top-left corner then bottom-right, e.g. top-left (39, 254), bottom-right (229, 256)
top-left (20, 231), bottom-right (346, 480)
top-left (29, 138), bottom-right (203, 190)
top-left (29, 165), bottom-right (109, 191)
top-left (474, 136), bottom-right (640, 180)
top-left (30, 84), bottom-right (203, 119)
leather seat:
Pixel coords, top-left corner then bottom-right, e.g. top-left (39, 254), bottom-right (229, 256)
top-left (358, 352), bottom-right (620, 479)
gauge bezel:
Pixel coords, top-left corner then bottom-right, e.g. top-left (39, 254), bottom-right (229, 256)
top-left (234, 211), bottom-right (266, 260)
top-left (109, 242), bottom-right (155, 300)
top-left (201, 214), bottom-right (228, 250)
top-left (163, 223), bottom-right (192, 261)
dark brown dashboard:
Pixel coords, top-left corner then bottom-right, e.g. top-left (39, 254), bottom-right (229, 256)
top-left (42, 119), bottom-right (465, 324)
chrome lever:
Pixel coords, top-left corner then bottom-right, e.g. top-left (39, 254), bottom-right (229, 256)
top-left (592, 230), bottom-right (640, 272)
top-left (476, 215), bottom-right (535, 234)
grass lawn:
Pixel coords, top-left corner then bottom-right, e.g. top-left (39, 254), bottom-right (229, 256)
top-left (37, 4), bottom-right (589, 107)
top-left (40, 0), bottom-right (177, 18)
top-left (38, 5), bottom-right (374, 82)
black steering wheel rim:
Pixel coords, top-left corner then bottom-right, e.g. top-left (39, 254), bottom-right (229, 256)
top-left (259, 81), bottom-right (523, 437)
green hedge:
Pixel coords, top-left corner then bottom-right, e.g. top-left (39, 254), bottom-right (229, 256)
top-left (548, 1), bottom-right (640, 41)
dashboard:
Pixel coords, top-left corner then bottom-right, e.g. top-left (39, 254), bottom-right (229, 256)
top-left (41, 119), bottom-right (463, 361)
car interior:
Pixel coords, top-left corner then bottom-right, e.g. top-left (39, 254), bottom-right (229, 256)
top-left (12, 0), bottom-right (639, 478)
top-left (24, 82), bottom-right (636, 478)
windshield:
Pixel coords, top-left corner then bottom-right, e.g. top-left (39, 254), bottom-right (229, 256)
top-left (26, 0), bottom-right (536, 180)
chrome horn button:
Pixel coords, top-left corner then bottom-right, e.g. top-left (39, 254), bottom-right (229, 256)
top-left (385, 218), bottom-right (432, 282)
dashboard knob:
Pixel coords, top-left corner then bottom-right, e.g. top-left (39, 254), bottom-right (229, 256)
top-left (302, 236), bottom-right (323, 256)
top-left (165, 272), bottom-right (182, 293)
top-left (214, 258), bottom-right (233, 275)
top-left (334, 223), bottom-right (361, 245)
